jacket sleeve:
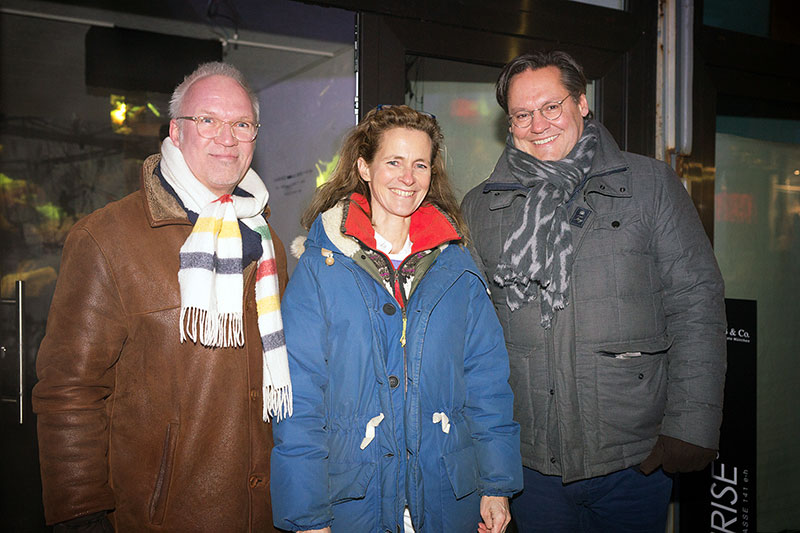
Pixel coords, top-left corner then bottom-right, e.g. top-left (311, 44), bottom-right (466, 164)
top-left (267, 221), bottom-right (289, 298)
top-left (461, 271), bottom-right (523, 497)
top-left (32, 226), bottom-right (125, 524)
top-left (649, 159), bottom-right (727, 449)
top-left (271, 255), bottom-right (333, 531)
top-left (460, 188), bottom-right (491, 283)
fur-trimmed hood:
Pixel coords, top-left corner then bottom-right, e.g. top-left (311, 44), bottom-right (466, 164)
top-left (294, 194), bottom-right (469, 305)
top-left (292, 195), bottom-right (461, 259)
top-left (290, 202), bottom-right (357, 259)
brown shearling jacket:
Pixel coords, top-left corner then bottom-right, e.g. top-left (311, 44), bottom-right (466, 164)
top-left (33, 154), bottom-right (288, 531)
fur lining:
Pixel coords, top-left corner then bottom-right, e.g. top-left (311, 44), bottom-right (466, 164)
top-left (142, 154), bottom-right (190, 223)
top-left (290, 236), bottom-right (307, 259)
top-left (321, 202), bottom-right (361, 258)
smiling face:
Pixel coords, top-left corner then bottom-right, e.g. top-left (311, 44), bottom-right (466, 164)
top-left (507, 66), bottom-right (589, 161)
top-left (169, 75), bottom-right (256, 197)
top-left (357, 127), bottom-right (433, 234)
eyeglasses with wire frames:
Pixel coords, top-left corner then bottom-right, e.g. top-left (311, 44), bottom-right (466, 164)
top-left (508, 95), bottom-right (572, 128)
top-left (176, 115), bottom-right (260, 143)
top-left (375, 104), bottom-right (436, 120)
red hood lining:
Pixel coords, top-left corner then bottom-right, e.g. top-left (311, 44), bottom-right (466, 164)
top-left (342, 193), bottom-right (461, 255)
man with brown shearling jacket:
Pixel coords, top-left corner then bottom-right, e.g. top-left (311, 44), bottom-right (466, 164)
top-left (33, 62), bottom-right (290, 532)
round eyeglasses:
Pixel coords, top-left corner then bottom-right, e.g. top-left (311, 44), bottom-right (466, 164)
top-left (177, 115), bottom-right (260, 143)
top-left (508, 95), bottom-right (571, 128)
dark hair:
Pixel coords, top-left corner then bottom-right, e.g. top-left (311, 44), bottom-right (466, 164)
top-left (301, 105), bottom-right (468, 239)
top-left (496, 50), bottom-right (589, 115)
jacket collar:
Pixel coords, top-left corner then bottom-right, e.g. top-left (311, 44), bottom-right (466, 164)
top-left (141, 154), bottom-right (190, 227)
top-left (140, 153), bottom-right (273, 228)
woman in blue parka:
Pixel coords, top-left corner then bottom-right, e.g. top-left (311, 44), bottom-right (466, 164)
top-left (271, 105), bottom-right (522, 533)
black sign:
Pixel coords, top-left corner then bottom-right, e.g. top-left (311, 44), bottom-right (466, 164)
top-left (678, 298), bottom-right (756, 532)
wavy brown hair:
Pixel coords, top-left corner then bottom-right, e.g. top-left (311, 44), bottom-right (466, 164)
top-left (301, 105), bottom-right (468, 239)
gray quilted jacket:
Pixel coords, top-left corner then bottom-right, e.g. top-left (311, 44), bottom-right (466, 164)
top-left (461, 121), bottom-right (726, 483)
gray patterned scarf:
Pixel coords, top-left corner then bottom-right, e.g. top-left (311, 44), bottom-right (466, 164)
top-left (493, 120), bottom-right (598, 328)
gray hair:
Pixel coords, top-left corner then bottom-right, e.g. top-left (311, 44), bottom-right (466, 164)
top-left (169, 62), bottom-right (260, 122)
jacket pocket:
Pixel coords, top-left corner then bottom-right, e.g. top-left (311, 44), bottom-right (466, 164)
top-left (596, 332), bottom-right (672, 357)
top-left (149, 422), bottom-right (179, 525)
top-left (591, 345), bottom-right (668, 447)
top-left (328, 462), bottom-right (377, 504)
top-left (442, 446), bottom-right (479, 500)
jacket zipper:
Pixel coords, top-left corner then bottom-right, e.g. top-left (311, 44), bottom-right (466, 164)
top-left (394, 265), bottom-right (410, 394)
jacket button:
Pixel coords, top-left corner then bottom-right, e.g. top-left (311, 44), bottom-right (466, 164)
top-left (549, 389), bottom-right (554, 395)
top-left (599, 184), bottom-right (606, 189)
top-left (388, 375), bottom-right (399, 388)
top-left (611, 220), bottom-right (620, 228)
top-left (250, 389), bottom-right (260, 401)
top-left (249, 474), bottom-right (263, 488)
top-left (620, 187), bottom-right (626, 192)
top-left (638, 373), bottom-right (644, 380)
top-left (550, 457), bottom-right (557, 464)
top-left (383, 303), bottom-right (396, 315)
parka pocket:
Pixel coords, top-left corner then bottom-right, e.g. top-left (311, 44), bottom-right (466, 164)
top-left (149, 422), bottom-right (179, 525)
top-left (328, 462), bottom-right (377, 504)
top-left (590, 342), bottom-right (669, 446)
top-left (441, 446), bottom-right (479, 500)
top-left (596, 333), bottom-right (673, 358)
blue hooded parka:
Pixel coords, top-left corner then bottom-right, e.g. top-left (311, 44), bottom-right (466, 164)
top-left (271, 196), bottom-right (522, 532)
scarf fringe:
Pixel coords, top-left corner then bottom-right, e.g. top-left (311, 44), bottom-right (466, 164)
top-left (263, 383), bottom-right (293, 422)
top-left (180, 307), bottom-right (245, 348)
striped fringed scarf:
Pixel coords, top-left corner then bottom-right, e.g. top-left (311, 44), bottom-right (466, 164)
top-left (160, 137), bottom-right (292, 422)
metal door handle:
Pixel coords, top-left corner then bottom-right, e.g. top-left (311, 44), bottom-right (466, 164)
top-left (1, 280), bottom-right (24, 424)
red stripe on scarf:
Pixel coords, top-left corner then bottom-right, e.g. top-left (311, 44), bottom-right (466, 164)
top-left (257, 258), bottom-right (277, 280)
top-left (217, 194), bottom-right (234, 203)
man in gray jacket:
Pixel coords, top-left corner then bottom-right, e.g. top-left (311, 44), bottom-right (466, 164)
top-left (461, 50), bottom-right (726, 531)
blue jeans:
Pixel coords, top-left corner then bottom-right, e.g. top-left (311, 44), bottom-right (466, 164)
top-left (510, 466), bottom-right (672, 532)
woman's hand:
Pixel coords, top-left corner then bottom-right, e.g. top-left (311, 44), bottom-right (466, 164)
top-left (478, 495), bottom-right (511, 533)
top-left (298, 529), bottom-right (331, 533)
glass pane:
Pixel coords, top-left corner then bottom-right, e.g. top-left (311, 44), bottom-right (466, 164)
top-left (568, 0), bottom-right (626, 10)
top-left (405, 55), bottom-right (595, 201)
top-left (0, 3), bottom-right (354, 528)
top-left (704, 0), bottom-right (770, 38)
top-left (257, 46), bottom-right (356, 274)
top-left (714, 118), bottom-right (800, 530)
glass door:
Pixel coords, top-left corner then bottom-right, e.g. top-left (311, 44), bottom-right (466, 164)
top-left (713, 117), bottom-right (800, 530)
top-left (1, 14), bottom-right (164, 530)
top-left (352, 4), bottom-right (660, 531)
top-left (0, 2), bottom-right (355, 528)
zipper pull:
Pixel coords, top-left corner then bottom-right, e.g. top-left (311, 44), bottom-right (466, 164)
top-left (400, 312), bottom-right (407, 347)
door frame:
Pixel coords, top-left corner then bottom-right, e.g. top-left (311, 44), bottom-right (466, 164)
top-left (311, 0), bottom-right (658, 156)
